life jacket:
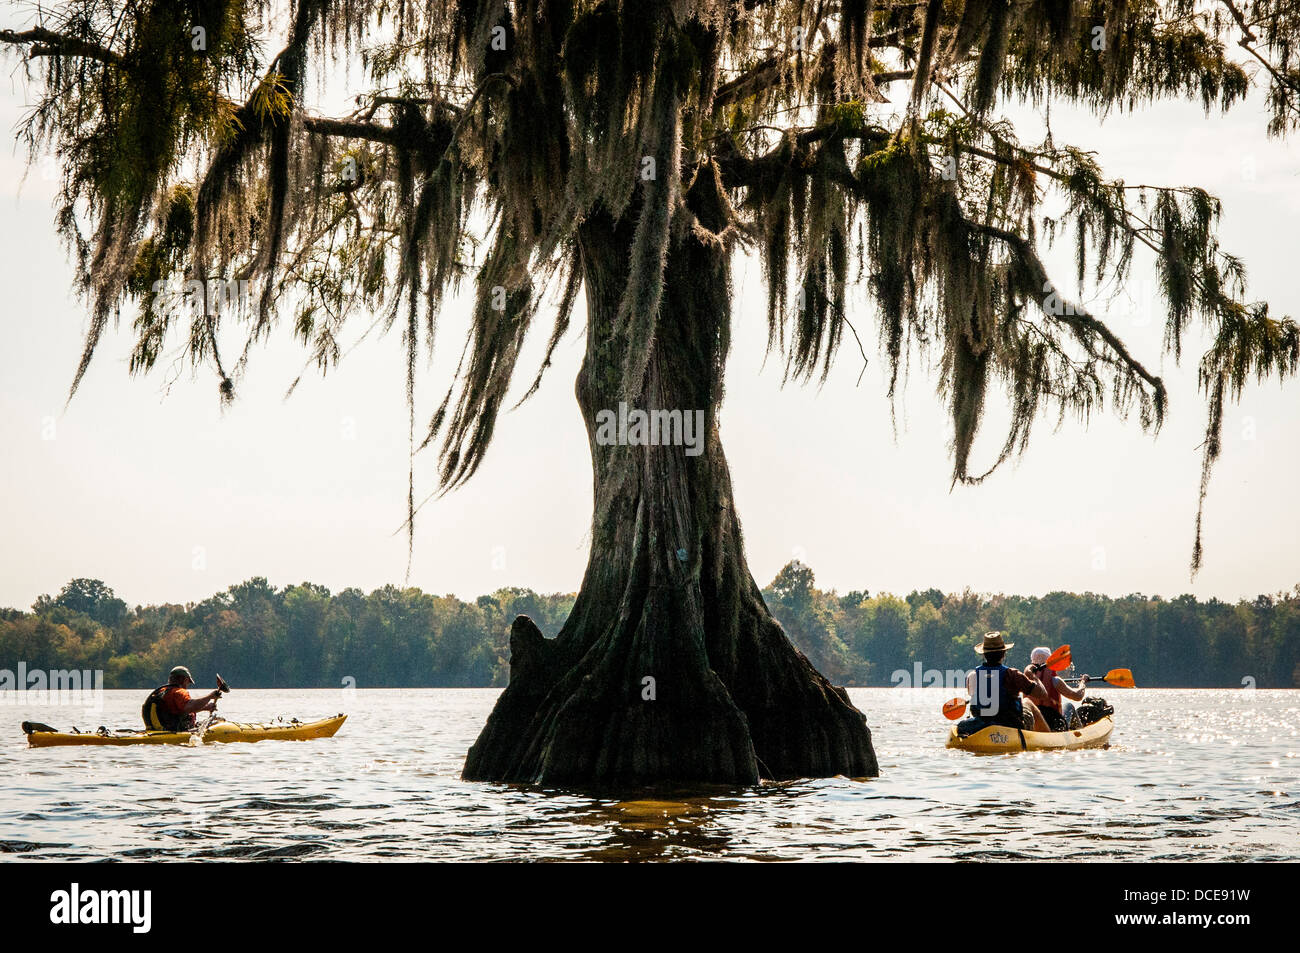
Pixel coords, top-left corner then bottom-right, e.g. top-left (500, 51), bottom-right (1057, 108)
top-left (970, 664), bottom-right (1022, 726)
top-left (1037, 668), bottom-right (1063, 713)
top-left (141, 685), bottom-right (193, 732)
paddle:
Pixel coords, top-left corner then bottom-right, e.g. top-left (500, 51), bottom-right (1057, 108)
top-left (196, 674), bottom-right (233, 737)
top-left (942, 644), bottom-right (1072, 719)
top-left (1026, 644), bottom-right (1072, 673)
top-left (1045, 645), bottom-right (1072, 672)
top-left (1066, 668), bottom-right (1136, 688)
top-left (942, 697), bottom-right (967, 720)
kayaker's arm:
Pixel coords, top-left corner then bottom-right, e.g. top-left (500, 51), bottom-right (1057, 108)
top-left (1021, 666), bottom-right (1050, 703)
top-left (1055, 674), bottom-right (1087, 702)
top-left (180, 691), bottom-right (220, 715)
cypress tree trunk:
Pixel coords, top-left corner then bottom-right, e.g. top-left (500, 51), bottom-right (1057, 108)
top-left (463, 167), bottom-right (878, 787)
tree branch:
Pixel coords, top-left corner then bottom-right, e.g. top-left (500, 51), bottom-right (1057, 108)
top-left (302, 115), bottom-right (401, 144)
top-left (0, 26), bottom-right (123, 65)
top-left (713, 29), bottom-right (919, 110)
top-left (973, 221), bottom-right (1167, 402)
top-left (1219, 0), bottom-right (1300, 116)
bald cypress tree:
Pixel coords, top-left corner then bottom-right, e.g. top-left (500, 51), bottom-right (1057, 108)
top-left (5, 1), bottom-right (1298, 785)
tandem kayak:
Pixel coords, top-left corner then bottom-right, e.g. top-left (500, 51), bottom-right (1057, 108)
top-left (22, 714), bottom-right (347, 748)
top-left (946, 716), bottom-right (1113, 753)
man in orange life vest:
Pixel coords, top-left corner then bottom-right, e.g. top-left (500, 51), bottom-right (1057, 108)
top-left (1026, 645), bottom-right (1089, 731)
top-left (141, 666), bottom-right (220, 731)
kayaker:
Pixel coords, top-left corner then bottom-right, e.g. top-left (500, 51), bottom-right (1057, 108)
top-left (1026, 646), bottom-right (1088, 731)
top-left (141, 666), bottom-right (220, 731)
top-left (963, 633), bottom-right (1050, 732)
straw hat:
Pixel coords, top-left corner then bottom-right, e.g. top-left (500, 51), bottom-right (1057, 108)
top-left (974, 632), bottom-right (1013, 655)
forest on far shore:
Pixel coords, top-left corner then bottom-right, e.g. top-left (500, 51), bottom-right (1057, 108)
top-left (2, 563), bottom-right (1298, 690)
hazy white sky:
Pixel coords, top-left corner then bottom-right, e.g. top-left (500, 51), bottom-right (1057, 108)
top-left (2, 70), bottom-right (1298, 613)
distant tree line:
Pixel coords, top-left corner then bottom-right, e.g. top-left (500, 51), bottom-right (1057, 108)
top-left (1, 565), bottom-right (1297, 689)
top-left (0, 577), bottom-right (572, 689)
top-left (764, 562), bottom-right (1300, 689)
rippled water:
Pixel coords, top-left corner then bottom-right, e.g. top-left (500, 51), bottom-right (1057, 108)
top-left (1, 688), bottom-right (1297, 860)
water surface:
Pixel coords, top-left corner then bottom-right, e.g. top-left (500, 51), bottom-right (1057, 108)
top-left (1, 688), bottom-right (1297, 860)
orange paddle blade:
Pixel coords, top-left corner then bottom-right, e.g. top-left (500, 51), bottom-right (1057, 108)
top-left (1046, 644), bottom-right (1072, 671)
top-left (942, 697), bottom-right (968, 720)
top-left (1101, 668), bottom-right (1135, 688)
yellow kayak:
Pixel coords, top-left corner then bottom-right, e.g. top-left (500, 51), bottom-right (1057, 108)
top-left (23, 714), bottom-right (347, 748)
top-left (946, 716), bottom-right (1113, 753)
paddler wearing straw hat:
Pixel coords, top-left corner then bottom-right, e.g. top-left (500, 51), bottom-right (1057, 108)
top-left (963, 632), bottom-right (1050, 733)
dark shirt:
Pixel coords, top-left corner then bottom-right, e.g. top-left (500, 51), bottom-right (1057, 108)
top-left (1002, 667), bottom-right (1036, 697)
top-left (970, 664), bottom-right (1036, 728)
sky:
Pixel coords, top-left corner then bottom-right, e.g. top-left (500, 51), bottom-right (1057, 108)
top-left (1, 53), bottom-right (1298, 613)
